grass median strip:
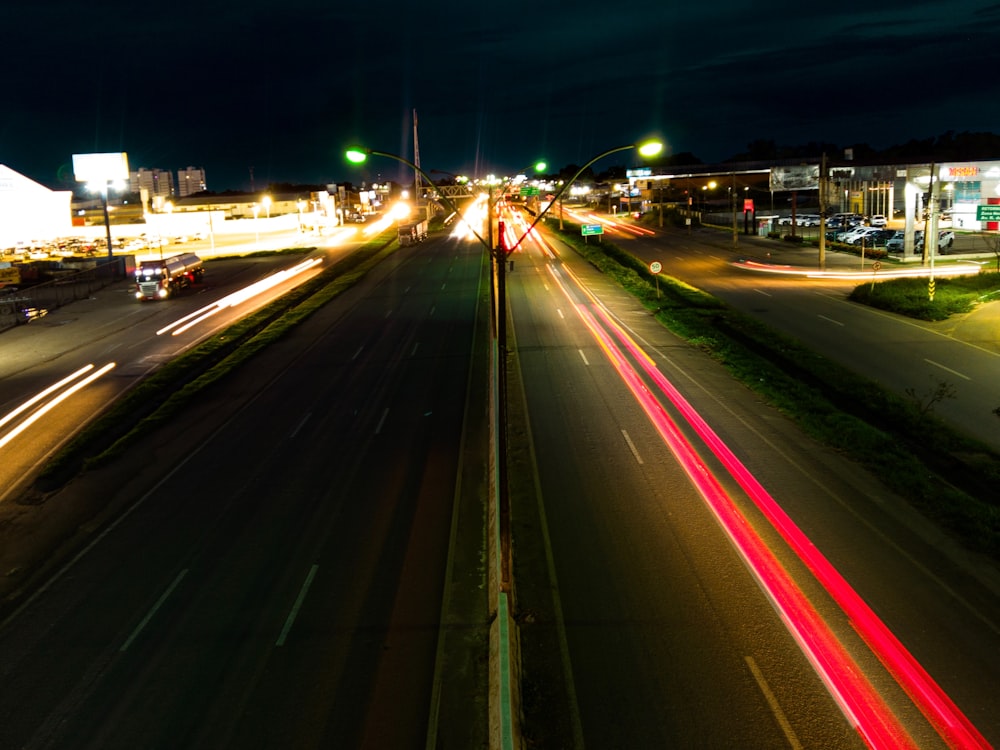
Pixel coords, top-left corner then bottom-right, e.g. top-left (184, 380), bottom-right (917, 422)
top-left (36, 233), bottom-right (399, 490)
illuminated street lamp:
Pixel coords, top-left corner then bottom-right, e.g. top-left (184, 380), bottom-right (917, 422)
top-left (262, 194), bottom-right (272, 219)
top-left (512, 139), bottom-right (663, 248)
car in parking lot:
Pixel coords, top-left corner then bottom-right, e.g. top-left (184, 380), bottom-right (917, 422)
top-left (868, 214), bottom-right (887, 227)
top-left (836, 226), bottom-right (871, 243)
top-left (846, 227), bottom-right (893, 246)
top-left (851, 228), bottom-right (895, 246)
top-left (886, 230), bottom-right (954, 253)
top-left (829, 213), bottom-right (864, 229)
top-left (919, 230), bottom-right (954, 250)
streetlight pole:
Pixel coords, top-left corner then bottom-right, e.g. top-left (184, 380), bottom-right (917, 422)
top-left (731, 172), bottom-right (739, 249)
top-left (252, 203), bottom-right (260, 248)
top-left (346, 138), bottom-right (662, 584)
top-left (347, 145), bottom-right (511, 587)
top-left (508, 141), bottom-right (664, 252)
top-left (100, 183), bottom-right (114, 260)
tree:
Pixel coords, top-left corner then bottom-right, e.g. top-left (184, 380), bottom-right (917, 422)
top-left (982, 232), bottom-right (1000, 273)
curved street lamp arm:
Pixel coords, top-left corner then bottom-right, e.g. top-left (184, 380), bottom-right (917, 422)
top-left (510, 144), bottom-right (636, 251)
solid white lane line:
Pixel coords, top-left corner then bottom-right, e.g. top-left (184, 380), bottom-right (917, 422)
top-left (276, 564), bottom-right (319, 646)
top-left (925, 358), bottom-right (971, 380)
top-left (120, 569), bottom-right (188, 652)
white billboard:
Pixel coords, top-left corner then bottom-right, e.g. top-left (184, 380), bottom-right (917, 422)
top-left (769, 165), bottom-right (820, 192)
top-left (72, 152), bottom-right (129, 183)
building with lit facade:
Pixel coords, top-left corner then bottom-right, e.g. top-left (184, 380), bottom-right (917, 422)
top-left (177, 167), bottom-right (207, 198)
top-left (130, 168), bottom-right (175, 203)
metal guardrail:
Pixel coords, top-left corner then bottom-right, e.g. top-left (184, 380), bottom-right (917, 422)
top-left (0, 259), bottom-right (126, 333)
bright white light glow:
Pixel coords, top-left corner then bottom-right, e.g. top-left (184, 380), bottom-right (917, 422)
top-left (157, 257), bottom-right (323, 336)
top-left (0, 363), bottom-right (116, 450)
top-left (389, 202), bottom-right (412, 220)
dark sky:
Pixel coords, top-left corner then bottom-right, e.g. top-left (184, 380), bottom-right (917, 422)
top-left (4, 1), bottom-right (998, 192)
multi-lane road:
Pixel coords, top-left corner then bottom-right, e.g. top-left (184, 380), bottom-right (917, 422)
top-left (0, 233), bottom-right (491, 748)
top-left (503, 211), bottom-right (999, 747)
top-left (0, 214), bottom-right (997, 748)
top-left (567, 211), bottom-right (1000, 453)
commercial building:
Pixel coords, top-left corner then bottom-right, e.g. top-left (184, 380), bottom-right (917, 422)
top-left (0, 164), bottom-right (73, 249)
top-left (130, 168), bottom-right (175, 204)
top-left (177, 167), bottom-right (207, 198)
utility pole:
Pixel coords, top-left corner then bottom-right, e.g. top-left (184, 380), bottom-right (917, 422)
top-left (413, 109), bottom-right (423, 216)
top-left (926, 162), bottom-right (940, 282)
top-left (731, 171), bottom-right (738, 248)
top-left (819, 153), bottom-right (827, 270)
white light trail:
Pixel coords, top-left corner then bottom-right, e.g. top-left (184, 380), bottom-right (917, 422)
top-left (0, 364), bottom-right (96, 430)
top-left (0, 363), bottom-right (117, 450)
top-left (157, 257), bottom-right (323, 336)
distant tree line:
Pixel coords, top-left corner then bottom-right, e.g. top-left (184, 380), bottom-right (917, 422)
top-left (725, 130), bottom-right (1000, 166)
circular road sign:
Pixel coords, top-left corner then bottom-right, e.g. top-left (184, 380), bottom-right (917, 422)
top-left (872, 261), bottom-right (882, 271)
top-left (649, 261), bottom-right (662, 274)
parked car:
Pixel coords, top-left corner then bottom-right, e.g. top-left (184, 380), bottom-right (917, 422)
top-left (845, 227), bottom-right (886, 246)
top-left (885, 230), bottom-right (954, 252)
top-left (867, 229), bottom-right (896, 246)
top-left (918, 230), bottom-right (955, 250)
top-left (836, 226), bottom-right (871, 243)
top-left (868, 214), bottom-right (887, 227)
top-left (830, 212), bottom-right (864, 228)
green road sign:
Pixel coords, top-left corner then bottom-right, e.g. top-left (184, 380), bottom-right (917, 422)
top-left (581, 224), bottom-right (604, 236)
top-left (976, 204), bottom-right (1000, 222)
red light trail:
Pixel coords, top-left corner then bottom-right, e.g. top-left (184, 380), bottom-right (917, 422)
top-left (539, 250), bottom-right (991, 749)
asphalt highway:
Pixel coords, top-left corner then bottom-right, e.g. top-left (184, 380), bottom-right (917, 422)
top-left (0, 236), bottom-right (490, 749)
top-left (1, 218), bottom-right (998, 749)
top-left (504, 216), bottom-right (1000, 748)
top-left (595, 217), bottom-right (1000, 453)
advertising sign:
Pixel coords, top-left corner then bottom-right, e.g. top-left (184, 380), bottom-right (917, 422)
top-left (769, 165), bottom-right (820, 192)
top-left (72, 152), bottom-right (129, 184)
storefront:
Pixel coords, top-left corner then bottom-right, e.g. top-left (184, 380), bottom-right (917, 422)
top-left (938, 161), bottom-right (1000, 230)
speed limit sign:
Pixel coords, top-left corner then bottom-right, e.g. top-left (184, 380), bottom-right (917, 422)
top-left (649, 261), bottom-right (662, 274)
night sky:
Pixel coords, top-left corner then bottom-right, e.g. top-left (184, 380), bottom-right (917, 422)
top-left (4, 0), bottom-right (998, 192)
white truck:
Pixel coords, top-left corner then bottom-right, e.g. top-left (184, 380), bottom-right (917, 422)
top-left (134, 252), bottom-right (204, 300)
top-left (398, 220), bottom-right (428, 246)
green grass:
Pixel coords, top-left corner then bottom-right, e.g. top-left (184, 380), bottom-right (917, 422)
top-left (849, 271), bottom-right (1000, 320)
top-left (36, 233), bottom-right (400, 488)
top-left (551, 221), bottom-right (1000, 560)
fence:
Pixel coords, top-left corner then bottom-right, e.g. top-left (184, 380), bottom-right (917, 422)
top-left (0, 258), bottom-right (127, 333)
